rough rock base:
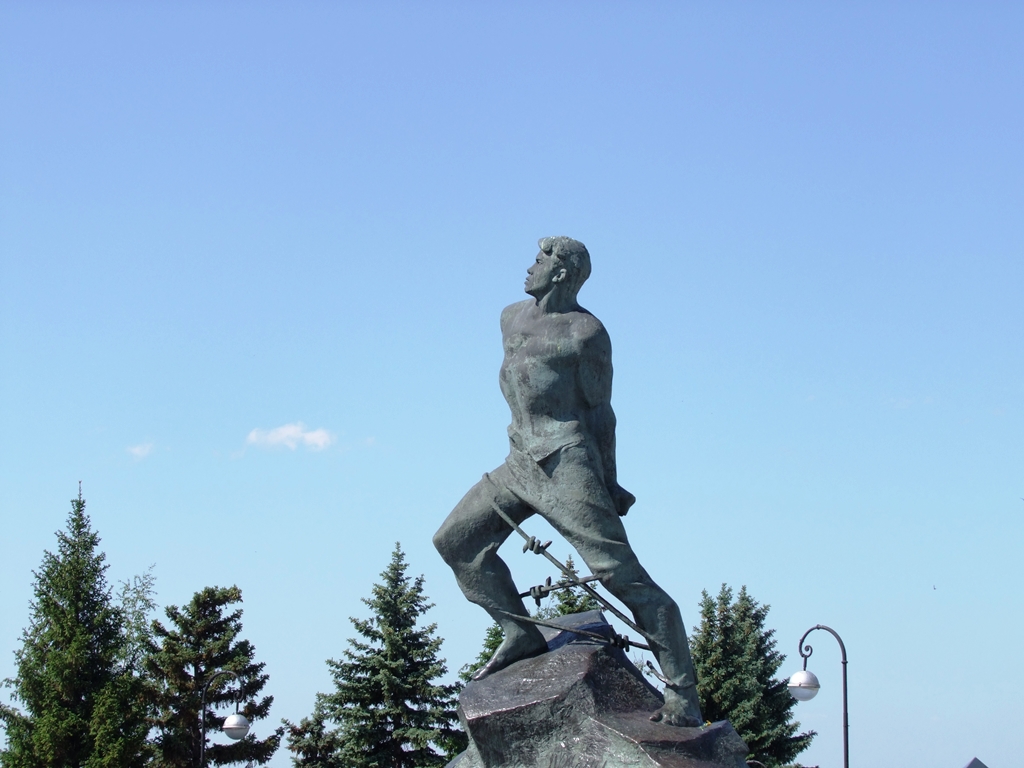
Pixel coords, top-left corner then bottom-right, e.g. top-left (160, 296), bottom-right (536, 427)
top-left (448, 611), bottom-right (748, 768)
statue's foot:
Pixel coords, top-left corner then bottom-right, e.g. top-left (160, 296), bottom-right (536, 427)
top-left (472, 630), bottom-right (548, 681)
top-left (650, 685), bottom-right (703, 728)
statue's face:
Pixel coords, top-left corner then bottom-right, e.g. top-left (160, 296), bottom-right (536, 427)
top-left (525, 250), bottom-right (566, 298)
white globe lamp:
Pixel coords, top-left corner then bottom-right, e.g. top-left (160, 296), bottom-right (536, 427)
top-left (222, 713), bottom-right (251, 740)
top-left (787, 669), bottom-right (820, 701)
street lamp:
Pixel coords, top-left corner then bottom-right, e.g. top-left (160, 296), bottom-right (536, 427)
top-left (788, 624), bottom-right (848, 768)
top-left (200, 669), bottom-right (251, 768)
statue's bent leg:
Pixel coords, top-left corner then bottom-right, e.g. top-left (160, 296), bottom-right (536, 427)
top-left (433, 463), bottom-right (547, 678)
top-left (535, 446), bottom-right (703, 726)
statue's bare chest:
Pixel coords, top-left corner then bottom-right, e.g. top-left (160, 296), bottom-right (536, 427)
top-left (503, 317), bottom-right (578, 368)
top-left (500, 316), bottom-right (581, 401)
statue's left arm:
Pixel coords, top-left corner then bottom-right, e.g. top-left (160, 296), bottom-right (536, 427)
top-left (579, 325), bottom-right (636, 516)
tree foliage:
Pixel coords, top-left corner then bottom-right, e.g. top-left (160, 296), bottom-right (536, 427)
top-left (0, 489), bottom-right (153, 768)
top-left (689, 585), bottom-right (814, 767)
top-left (147, 586), bottom-right (281, 768)
top-left (281, 703), bottom-right (343, 768)
top-left (285, 544), bottom-right (463, 768)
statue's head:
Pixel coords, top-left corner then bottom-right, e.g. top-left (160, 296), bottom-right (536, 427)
top-left (537, 236), bottom-right (591, 295)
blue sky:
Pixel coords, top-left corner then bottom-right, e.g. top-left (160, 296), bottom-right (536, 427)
top-left (2, 3), bottom-right (1022, 766)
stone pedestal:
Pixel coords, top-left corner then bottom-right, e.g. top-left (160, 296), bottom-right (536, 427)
top-left (448, 611), bottom-right (748, 768)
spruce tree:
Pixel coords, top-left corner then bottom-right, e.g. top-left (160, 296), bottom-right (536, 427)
top-left (287, 544), bottom-right (463, 768)
top-left (689, 585), bottom-right (815, 767)
top-left (147, 586), bottom-right (281, 768)
top-left (0, 488), bottom-right (153, 768)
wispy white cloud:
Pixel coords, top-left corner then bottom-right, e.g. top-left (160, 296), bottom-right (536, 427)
top-left (247, 422), bottom-right (334, 451)
top-left (128, 443), bottom-right (154, 459)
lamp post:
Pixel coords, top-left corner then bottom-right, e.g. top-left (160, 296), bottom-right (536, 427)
top-left (199, 669), bottom-right (251, 768)
top-left (787, 624), bottom-right (848, 768)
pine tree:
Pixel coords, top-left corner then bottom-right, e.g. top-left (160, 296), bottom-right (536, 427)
top-left (147, 586), bottom-right (281, 768)
top-left (286, 544), bottom-right (463, 768)
top-left (689, 585), bottom-right (815, 767)
top-left (0, 488), bottom-right (153, 768)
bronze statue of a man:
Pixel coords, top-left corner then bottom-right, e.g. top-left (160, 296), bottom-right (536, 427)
top-left (433, 236), bottom-right (702, 727)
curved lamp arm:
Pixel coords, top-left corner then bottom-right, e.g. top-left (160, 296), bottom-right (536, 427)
top-left (796, 624), bottom-right (849, 768)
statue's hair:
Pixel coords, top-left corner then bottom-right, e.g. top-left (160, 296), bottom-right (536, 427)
top-left (538, 236), bottom-right (591, 293)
